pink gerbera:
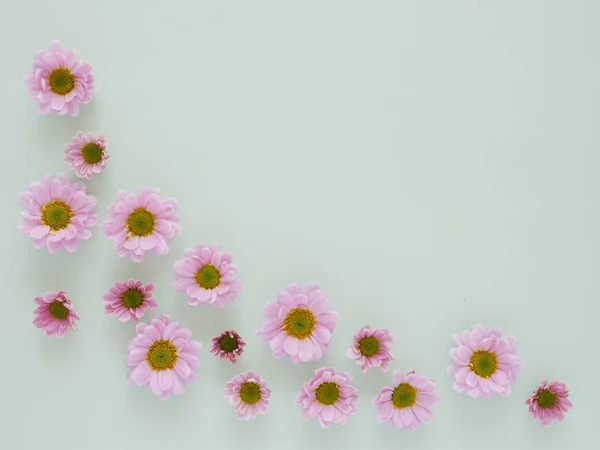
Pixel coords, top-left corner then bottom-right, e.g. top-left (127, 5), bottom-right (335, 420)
top-left (103, 279), bottom-right (157, 322)
top-left (126, 315), bottom-right (201, 400)
top-left (18, 174), bottom-right (97, 252)
top-left (347, 325), bottom-right (394, 372)
top-left (448, 324), bottom-right (523, 398)
top-left (258, 282), bottom-right (338, 364)
top-left (373, 370), bottom-right (440, 430)
top-left (526, 380), bottom-right (573, 425)
top-left (33, 290), bottom-right (80, 338)
top-left (296, 367), bottom-right (358, 428)
top-left (64, 132), bottom-right (109, 179)
top-left (173, 242), bottom-right (242, 308)
top-left (210, 330), bottom-right (246, 363)
top-left (25, 39), bottom-right (96, 116)
top-left (102, 188), bottom-right (181, 262)
top-left (224, 371), bottom-right (271, 420)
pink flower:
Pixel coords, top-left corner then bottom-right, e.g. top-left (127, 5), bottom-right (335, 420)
top-left (448, 324), bottom-right (523, 398)
top-left (103, 279), bottom-right (157, 322)
top-left (296, 367), bottom-right (358, 428)
top-left (173, 242), bottom-right (242, 308)
top-left (64, 132), bottom-right (109, 179)
top-left (224, 371), bottom-right (271, 420)
top-left (33, 291), bottom-right (80, 338)
top-left (18, 174), bottom-right (97, 252)
top-left (25, 40), bottom-right (96, 116)
top-left (126, 315), bottom-right (201, 400)
top-left (526, 380), bottom-right (573, 425)
top-left (210, 330), bottom-right (246, 363)
top-left (102, 188), bottom-right (181, 262)
top-left (347, 325), bottom-right (394, 372)
top-left (373, 370), bottom-right (440, 430)
top-left (258, 282), bottom-right (338, 364)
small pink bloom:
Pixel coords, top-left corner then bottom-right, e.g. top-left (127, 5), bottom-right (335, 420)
top-left (347, 325), bottom-right (394, 372)
top-left (447, 324), bottom-right (523, 398)
top-left (126, 315), bottom-right (201, 400)
top-left (173, 242), bottom-right (242, 308)
top-left (33, 290), bottom-right (80, 338)
top-left (258, 282), bottom-right (338, 364)
top-left (102, 188), bottom-right (181, 262)
top-left (25, 39), bottom-right (96, 116)
top-left (210, 330), bottom-right (246, 363)
top-left (373, 370), bottom-right (440, 430)
top-left (103, 279), bottom-right (157, 322)
top-left (224, 371), bottom-right (271, 420)
top-left (526, 380), bottom-right (573, 425)
top-left (296, 367), bottom-right (358, 428)
top-left (18, 174), bottom-right (97, 253)
top-left (64, 132), bottom-right (109, 179)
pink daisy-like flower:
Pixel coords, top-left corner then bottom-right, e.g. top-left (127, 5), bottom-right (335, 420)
top-left (210, 330), bottom-right (246, 363)
top-left (258, 282), bottom-right (338, 364)
top-left (447, 324), bottom-right (523, 398)
top-left (103, 279), bottom-right (157, 322)
top-left (64, 132), bottom-right (109, 179)
top-left (346, 325), bottom-right (394, 373)
top-left (18, 174), bottom-right (97, 252)
top-left (173, 242), bottom-right (242, 308)
top-left (126, 315), bottom-right (201, 400)
top-left (224, 371), bottom-right (271, 420)
top-left (102, 188), bottom-right (181, 262)
top-left (33, 290), bottom-right (80, 338)
top-left (373, 370), bottom-right (440, 430)
top-left (296, 367), bottom-right (358, 428)
top-left (526, 380), bottom-right (573, 425)
top-left (25, 39), bottom-right (96, 116)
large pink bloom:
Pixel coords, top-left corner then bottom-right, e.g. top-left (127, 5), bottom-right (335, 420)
top-left (102, 188), bottom-right (181, 262)
top-left (210, 329), bottom-right (245, 363)
top-left (373, 370), bottom-right (439, 430)
top-left (224, 371), bottom-right (271, 420)
top-left (173, 242), bottom-right (242, 308)
top-left (448, 324), bottom-right (523, 398)
top-left (103, 279), bottom-right (157, 322)
top-left (526, 380), bottom-right (573, 425)
top-left (18, 174), bottom-right (97, 252)
top-left (258, 283), bottom-right (338, 364)
top-left (33, 290), bottom-right (80, 338)
top-left (126, 315), bottom-right (201, 400)
top-left (25, 40), bottom-right (96, 116)
top-left (296, 367), bottom-right (358, 428)
top-left (346, 325), bottom-right (394, 372)
top-left (64, 132), bottom-right (109, 179)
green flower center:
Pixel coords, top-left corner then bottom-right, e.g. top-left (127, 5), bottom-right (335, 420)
top-left (283, 307), bottom-right (316, 339)
top-left (146, 340), bottom-right (178, 371)
top-left (194, 264), bottom-right (220, 289)
top-left (239, 382), bottom-right (261, 405)
top-left (537, 389), bottom-right (557, 408)
top-left (122, 288), bottom-right (144, 308)
top-left (48, 67), bottom-right (76, 95)
top-left (41, 200), bottom-right (73, 232)
top-left (469, 350), bottom-right (498, 378)
top-left (48, 300), bottom-right (69, 319)
top-left (127, 208), bottom-right (155, 237)
top-left (392, 383), bottom-right (417, 408)
top-left (315, 382), bottom-right (340, 405)
top-left (81, 142), bottom-right (103, 164)
top-left (219, 334), bottom-right (239, 352)
top-left (358, 336), bottom-right (380, 357)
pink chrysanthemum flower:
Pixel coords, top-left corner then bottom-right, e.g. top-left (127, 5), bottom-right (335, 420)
top-left (103, 279), bottom-right (157, 322)
top-left (448, 324), bottom-right (523, 398)
top-left (258, 282), bottom-right (338, 364)
top-left (526, 380), bottom-right (573, 425)
top-left (296, 367), bottom-right (358, 428)
top-left (33, 290), bottom-right (80, 338)
top-left (173, 242), bottom-right (242, 308)
top-left (25, 40), bottom-right (96, 116)
top-left (64, 132), bottom-right (109, 179)
top-left (224, 371), bottom-right (271, 420)
top-left (18, 174), bottom-right (97, 252)
top-left (126, 315), bottom-right (201, 400)
top-left (210, 330), bottom-right (246, 363)
top-left (373, 370), bottom-right (440, 430)
top-left (102, 188), bottom-right (181, 262)
top-left (346, 325), bottom-right (394, 373)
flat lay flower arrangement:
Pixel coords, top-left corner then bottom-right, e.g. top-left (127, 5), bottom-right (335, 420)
top-left (21, 40), bottom-right (573, 429)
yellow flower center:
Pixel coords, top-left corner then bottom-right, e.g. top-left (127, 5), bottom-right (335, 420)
top-left (41, 200), bottom-right (73, 232)
top-left (127, 208), bottom-right (155, 237)
top-left (239, 382), bottom-right (261, 405)
top-left (146, 340), bottom-right (178, 371)
top-left (283, 307), bottom-right (316, 339)
top-left (392, 383), bottom-right (417, 408)
top-left (48, 67), bottom-right (76, 95)
top-left (469, 350), bottom-right (498, 378)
